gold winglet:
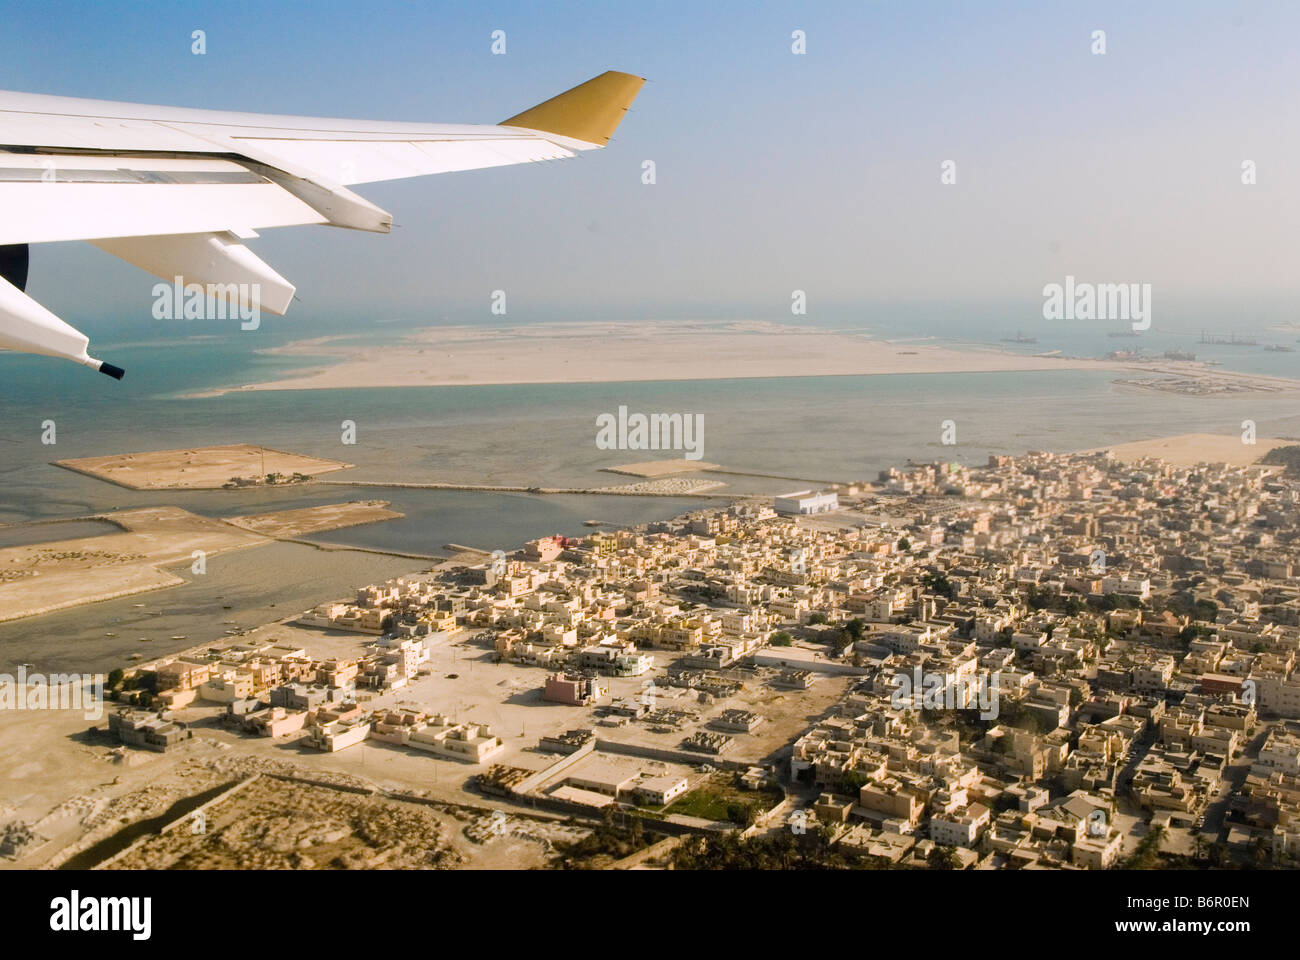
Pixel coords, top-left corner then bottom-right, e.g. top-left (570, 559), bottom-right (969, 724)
top-left (500, 70), bottom-right (645, 146)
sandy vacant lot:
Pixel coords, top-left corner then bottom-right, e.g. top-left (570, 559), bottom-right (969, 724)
top-left (0, 710), bottom-right (578, 870)
top-left (101, 774), bottom-right (580, 870)
top-left (54, 443), bottom-right (351, 490)
top-left (0, 625), bottom-right (848, 868)
top-left (1080, 432), bottom-right (1293, 468)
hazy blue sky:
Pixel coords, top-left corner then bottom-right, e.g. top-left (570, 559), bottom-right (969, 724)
top-left (4, 0), bottom-right (1298, 332)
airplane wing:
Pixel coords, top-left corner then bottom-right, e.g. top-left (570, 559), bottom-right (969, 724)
top-left (0, 70), bottom-right (644, 379)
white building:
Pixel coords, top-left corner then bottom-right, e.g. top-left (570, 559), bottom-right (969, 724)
top-left (1072, 830), bottom-right (1124, 869)
top-left (1253, 730), bottom-right (1300, 776)
top-left (633, 775), bottom-right (689, 806)
top-left (305, 719), bottom-right (371, 752)
top-left (1102, 576), bottom-right (1151, 600)
top-left (371, 711), bottom-right (505, 763)
top-left (774, 490), bottom-right (839, 515)
top-left (929, 803), bottom-right (991, 848)
top-left (1252, 672), bottom-right (1300, 719)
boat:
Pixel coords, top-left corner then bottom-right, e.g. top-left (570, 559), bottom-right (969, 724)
top-left (1264, 344), bottom-right (1295, 353)
top-left (1199, 332), bottom-right (1257, 345)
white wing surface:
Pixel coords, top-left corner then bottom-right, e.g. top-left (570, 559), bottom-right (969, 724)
top-left (0, 71), bottom-right (644, 378)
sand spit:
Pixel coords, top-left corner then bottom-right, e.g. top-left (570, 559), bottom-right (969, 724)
top-left (602, 459), bottom-right (721, 477)
top-left (0, 502), bottom-right (401, 623)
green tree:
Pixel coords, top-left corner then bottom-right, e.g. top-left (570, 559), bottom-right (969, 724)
top-left (927, 845), bottom-right (961, 870)
top-left (923, 571), bottom-right (957, 600)
top-left (726, 803), bottom-right (758, 827)
top-left (1124, 824), bottom-right (1166, 869)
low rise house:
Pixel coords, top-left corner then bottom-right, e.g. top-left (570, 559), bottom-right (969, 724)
top-left (109, 708), bottom-right (191, 752)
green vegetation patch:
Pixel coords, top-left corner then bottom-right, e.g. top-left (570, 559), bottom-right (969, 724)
top-left (664, 774), bottom-right (781, 825)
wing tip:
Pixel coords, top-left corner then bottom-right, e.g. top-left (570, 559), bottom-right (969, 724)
top-left (499, 70), bottom-right (646, 146)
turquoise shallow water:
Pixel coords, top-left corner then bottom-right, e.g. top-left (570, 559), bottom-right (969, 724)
top-left (2, 316), bottom-right (1298, 527)
top-left (0, 315), bottom-right (1296, 672)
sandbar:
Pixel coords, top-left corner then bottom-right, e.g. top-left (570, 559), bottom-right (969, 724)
top-left (190, 321), bottom-right (1137, 394)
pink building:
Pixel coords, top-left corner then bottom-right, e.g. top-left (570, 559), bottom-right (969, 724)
top-left (543, 673), bottom-right (605, 706)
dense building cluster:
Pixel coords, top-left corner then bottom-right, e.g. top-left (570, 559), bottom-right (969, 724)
top-left (129, 448), bottom-right (1300, 867)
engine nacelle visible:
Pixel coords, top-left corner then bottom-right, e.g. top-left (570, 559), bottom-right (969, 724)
top-left (0, 243), bottom-right (28, 292)
top-left (0, 267), bottom-right (123, 379)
